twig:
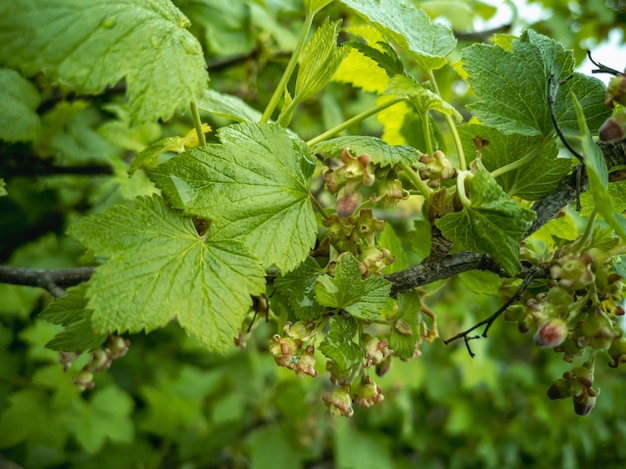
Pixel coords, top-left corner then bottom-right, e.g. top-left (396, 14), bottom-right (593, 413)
top-left (586, 50), bottom-right (623, 76)
top-left (442, 266), bottom-right (540, 357)
top-left (0, 265), bottom-right (95, 298)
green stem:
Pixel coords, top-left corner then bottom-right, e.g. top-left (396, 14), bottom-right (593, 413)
top-left (190, 98), bottom-right (206, 147)
top-left (276, 97), bottom-right (301, 127)
top-left (306, 96), bottom-right (407, 147)
top-left (420, 109), bottom-right (434, 155)
top-left (261, 14), bottom-right (314, 123)
top-left (490, 145), bottom-right (539, 179)
top-left (456, 170), bottom-right (473, 208)
top-left (310, 192), bottom-right (330, 219)
top-left (400, 161), bottom-right (432, 201)
top-left (571, 208), bottom-right (598, 253)
top-left (428, 70), bottom-right (465, 170)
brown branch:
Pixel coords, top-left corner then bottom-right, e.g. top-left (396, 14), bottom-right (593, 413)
top-left (0, 265), bottom-right (95, 298)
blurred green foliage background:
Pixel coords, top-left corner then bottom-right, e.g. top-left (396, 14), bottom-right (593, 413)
top-left (1, 0), bottom-right (626, 468)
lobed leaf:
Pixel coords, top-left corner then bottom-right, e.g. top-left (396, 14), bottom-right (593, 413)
top-left (314, 253), bottom-right (390, 320)
top-left (39, 285), bottom-right (107, 352)
top-left (435, 163), bottom-right (536, 275)
top-left (0, 0), bottom-right (208, 124)
top-left (69, 195), bottom-right (265, 352)
top-left (273, 257), bottom-right (324, 320)
top-left (319, 316), bottom-right (362, 372)
top-left (197, 89), bottom-right (262, 122)
top-left (149, 122), bottom-right (317, 272)
top-left (341, 0), bottom-right (456, 71)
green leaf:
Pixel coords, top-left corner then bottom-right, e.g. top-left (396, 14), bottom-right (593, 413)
top-left (386, 75), bottom-right (463, 122)
top-left (333, 26), bottom-right (396, 93)
top-left (39, 284), bottom-right (107, 352)
top-left (197, 88), bottom-right (262, 122)
top-left (572, 94), bottom-right (626, 240)
top-left (304, 0), bottom-right (334, 15)
top-left (435, 164), bottom-right (536, 275)
top-left (458, 124), bottom-right (571, 200)
top-left (0, 179), bottom-right (6, 197)
top-left (0, 68), bottom-right (41, 142)
top-left (529, 215), bottom-right (579, 245)
top-left (341, 0), bottom-right (456, 71)
top-left (458, 270), bottom-right (503, 296)
top-left (378, 223), bottom-right (409, 274)
top-left (274, 257), bottom-right (324, 321)
top-left (463, 41), bottom-right (551, 136)
top-left (295, 18), bottom-right (346, 103)
top-left (462, 31), bottom-right (609, 137)
top-left (389, 291), bottom-right (421, 359)
top-left (68, 195), bottom-right (265, 352)
top-left (129, 137), bottom-right (186, 175)
top-left (319, 315), bottom-right (362, 372)
top-left (314, 253), bottom-right (390, 320)
top-left (64, 386), bottom-right (134, 453)
top-left (312, 135), bottom-right (422, 167)
top-left (0, 389), bottom-right (68, 449)
top-left (149, 122), bottom-right (317, 272)
top-left (0, 0), bottom-right (208, 124)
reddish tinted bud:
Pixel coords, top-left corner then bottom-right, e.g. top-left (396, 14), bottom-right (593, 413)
top-left (573, 392), bottom-right (597, 417)
top-left (107, 335), bottom-right (130, 359)
top-left (295, 345), bottom-right (318, 378)
top-left (353, 375), bottom-right (384, 407)
top-left (88, 349), bottom-right (112, 373)
top-left (534, 318), bottom-right (568, 348)
top-left (323, 385), bottom-right (354, 417)
top-left (336, 187), bottom-right (362, 218)
top-left (598, 112), bottom-right (626, 142)
top-left (58, 351), bottom-right (79, 372)
top-left (73, 370), bottom-right (95, 391)
top-left (375, 356), bottom-right (393, 377)
top-left (608, 336), bottom-right (626, 368)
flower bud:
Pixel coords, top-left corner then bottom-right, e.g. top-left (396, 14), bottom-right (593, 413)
top-left (598, 111), bottom-right (626, 142)
top-left (608, 336), bottom-right (626, 368)
top-left (534, 318), bottom-right (569, 348)
top-left (362, 334), bottom-right (390, 367)
top-left (295, 345), bottom-right (318, 378)
top-left (583, 314), bottom-right (616, 351)
top-left (336, 186), bottom-right (363, 218)
top-left (353, 375), bottom-right (384, 407)
top-left (605, 74), bottom-right (626, 107)
top-left (107, 335), bottom-right (130, 359)
top-left (73, 370), bottom-right (95, 391)
top-left (323, 385), bottom-right (354, 417)
top-left (547, 378), bottom-right (571, 400)
top-left (58, 351), bottom-right (79, 371)
top-left (573, 392), bottom-right (597, 417)
top-left (284, 321), bottom-right (317, 342)
top-left (88, 349), bottom-right (112, 372)
top-left (269, 334), bottom-right (301, 369)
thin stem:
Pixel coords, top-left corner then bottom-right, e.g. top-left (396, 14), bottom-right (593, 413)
top-left (490, 144), bottom-right (540, 179)
top-left (399, 162), bottom-right (432, 201)
top-left (428, 70), bottom-right (466, 170)
top-left (310, 192), bottom-right (330, 219)
top-left (261, 14), bottom-right (314, 123)
top-left (190, 99), bottom-right (207, 147)
top-left (456, 171), bottom-right (472, 208)
top-left (306, 97), bottom-right (407, 147)
top-left (420, 109), bottom-right (434, 155)
top-left (571, 208), bottom-right (598, 253)
top-left (276, 97), bottom-right (301, 127)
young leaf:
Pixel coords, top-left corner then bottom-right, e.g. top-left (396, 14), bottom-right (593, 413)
top-left (0, 0), bottom-right (208, 124)
top-left (386, 75), bottom-right (463, 122)
top-left (341, 0), bottom-right (456, 71)
top-left (389, 290), bottom-right (420, 359)
top-left (39, 284), bottom-right (107, 352)
top-left (0, 68), bottom-right (41, 142)
top-left (319, 315), bottom-right (362, 372)
top-left (459, 124), bottom-right (570, 200)
top-left (197, 88), bottom-right (262, 123)
top-left (312, 135), bottom-right (422, 166)
top-left (435, 163), bottom-right (536, 275)
top-left (274, 257), bottom-right (324, 320)
top-left (68, 195), bottom-right (265, 353)
top-left (314, 253), bottom-right (391, 320)
top-left (295, 18), bottom-right (346, 103)
top-left (304, 0), bottom-right (334, 15)
top-left (572, 95), bottom-right (626, 240)
top-left (149, 122), bottom-right (317, 272)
